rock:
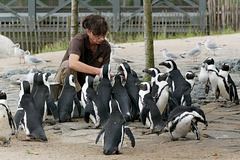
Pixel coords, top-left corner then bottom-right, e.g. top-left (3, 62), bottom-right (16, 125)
top-left (0, 35), bottom-right (14, 58)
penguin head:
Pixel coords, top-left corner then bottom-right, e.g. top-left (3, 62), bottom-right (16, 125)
top-left (156, 72), bottom-right (169, 82)
top-left (204, 57), bottom-right (215, 65)
top-left (101, 64), bottom-right (111, 79)
top-left (142, 67), bottom-right (161, 77)
top-left (114, 74), bottom-right (121, 84)
top-left (185, 71), bottom-right (197, 80)
top-left (109, 99), bottom-right (121, 114)
top-left (159, 59), bottom-right (177, 72)
top-left (85, 75), bottom-right (94, 88)
top-left (65, 74), bottom-right (76, 87)
top-left (0, 90), bottom-right (7, 100)
top-left (193, 107), bottom-right (208, 127)
top-left (221, 63), bottom-right (230, 72)
top-left (43, 73), bottom-right (51, 85)
top-left (117, 62), bottom-right (131, 79)
top-left (137, 82), bottom-right (151, 93)
top-left (21, 81), bottom-right (31, 94)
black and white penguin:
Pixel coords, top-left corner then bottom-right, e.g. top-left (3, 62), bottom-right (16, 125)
top-left (159, 60), bottom-right (192, 106)
top-left (203, 57), bottom-right (220, 99)
top-left (0, 90), bottom-right (17, 146)
top-left (161, 105), bottom-right (208, 140)
top-left (33, 73), bottom-right (58, 121)
top-left (112, 74), bottom-right (132, 121)
top-left (217, 63), bottom-right (239, 106)
top-left (138, 82), bottom-right (165, 134)
top-left (83, 75), bottom-right (109, 128)
top-left (185, 71), bottom-right (197, 90)
top-left (152, 72), bottom-right (169, 121)
top-left (159, 59), bottom-right (185, 92)
top-left (96, 64), bottom-right (112, 112)
top-left (118, 62), bottom-right (140, 121)
top-left (14, 81), bottom-right (47, 141)
top-left (95, 99), bottom-right (135, 155)
top-left (58, 74), bottom-right (81, 123)
top-left (142, 67), bottom-right (161, 87)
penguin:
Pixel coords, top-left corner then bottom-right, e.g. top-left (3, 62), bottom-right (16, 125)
top-left (159, 60), bottom-right (192, 106)
top-left (95, 99), bottom-right (135, 155)
top-left (142, 67), bottom-right (161, 87)
top-left (83, 75), bottom-right (109, 128)
top-left (159, 59), bottom-right (188, 92)
top-left (14, 81), bottom-right (47, 141)
top-left (198, 62), bottom-right (210, 93)
top-left (185, 71), bottom-right (197, 90)
top-left (32, 73), bottom-right (58, 121)
top-left (151, 72), bottom-right (170, 121)
top-left (58, 74), bottom-right (81, 123)
top-left (160, 105), bottom-right (208, 140)
top-left (0, 90), bottom-right (17, 146)
top-left (118, 62), bottom-right (140, 121)
top-left (96, 64), bottom-right (112, 112)
top-left (112, 74), bottom-right (132, 121)
top-left (217, 63), bottom-right (239, 107)
top-left (137, 82), bottom-right (165, 134)
top-left (203, 57), bottom-right (220, 99)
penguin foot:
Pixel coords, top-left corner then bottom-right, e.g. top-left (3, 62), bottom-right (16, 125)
top-left (115, 150), bottom-right (122, 155)
top-left (142, 129), bottom-right (153, 135)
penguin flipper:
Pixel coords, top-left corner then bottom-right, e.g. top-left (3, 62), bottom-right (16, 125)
top-left (124, 126), bottom-right (135, 148)
top-left (151, 85), bottom-right (159, 102)
top-left (13, 109), bottom-right (24, 130)
top-left (228, 76), bottom-right (239, 104)
top-left (140, 106), bottom-right (150, 125)
top-left (84, 99), bottom-right (94, 123)
top-left (95, 128), bottom-right (105, 144)
top-left (46, 96), bottom-right (59, 119)
top-left (73, 94), bottom-right (82, 117)
top-left (191, 121), bottom-right (200, 140)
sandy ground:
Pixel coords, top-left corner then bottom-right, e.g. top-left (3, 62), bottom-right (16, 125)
top-left (0, 33), bottom-right (240, 160)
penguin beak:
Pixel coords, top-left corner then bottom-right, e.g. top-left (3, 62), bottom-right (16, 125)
top-left (204, 121), bottom-right (208, 127)
top-left (135, 82), bottom-right (141, 87)
top-left (159, 62), bottom-right (167, 67)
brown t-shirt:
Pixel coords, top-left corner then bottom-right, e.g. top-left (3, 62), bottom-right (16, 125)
top-left (61, 33), bottom-right (111, 86)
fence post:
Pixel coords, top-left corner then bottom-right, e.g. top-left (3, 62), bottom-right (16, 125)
top-left (112, 0), bottom-right (120, 32)
top-left (28, 0), bottom-right (36, 31)
top-left (199, 0), bottom-right (206, 32)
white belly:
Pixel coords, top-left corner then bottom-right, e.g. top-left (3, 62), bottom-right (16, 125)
top-left (156, 90), bottom-right (169, 114)
top-left (218, 79), bottom-right (230, 100)
top-left (0, 109), bottom-right (12, 143)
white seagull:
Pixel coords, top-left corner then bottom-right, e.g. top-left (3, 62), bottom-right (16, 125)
top-left (24, 50), bottom-right (47, 68)
top-left (185, 42), bottom-right (202, 62)
top-left (204, 39), bottom-right (222, 56)
top-left (198, 63), bottom-right (209, 88)
top-left (13, 43), bottom-right (25, 64)
top-left (161, 48), bottom-right (184, 60)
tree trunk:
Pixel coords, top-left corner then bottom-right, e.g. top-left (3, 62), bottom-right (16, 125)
top-left (71, 0), bottom-right (78, 40)
top-left (143, 0), bottom-right (154, 80)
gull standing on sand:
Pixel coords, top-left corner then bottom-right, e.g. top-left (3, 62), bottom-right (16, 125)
top-left (184, 42), bottom-right (202, 62)
top-left (204, 39), bottom-right (222, 56)
top-left (13, 43), bottom-right (25, 64)
top-left (24, 50), bottom-right (47, 68)
top-left (161, 48), bottom-right (184, 60)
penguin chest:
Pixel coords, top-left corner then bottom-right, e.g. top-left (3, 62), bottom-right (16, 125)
top-left (156, 90), bottom-right (169, 114)
top-left (209, 72), bottom-right (218, 89)
top-left (218, 78), bottom-right (229, 100)
top-left (0, 109), bottom-right (11, 141)
top-left (170, 115), bottom-right (193, 139)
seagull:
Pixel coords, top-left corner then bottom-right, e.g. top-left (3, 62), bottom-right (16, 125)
top-left (161, 48), bottom-right (184, 60)
top-left (13, 43), bottom-right (25, 64)
top-left (198, 62), bottom-right (209, 89)
top-left (184, 43), bottom-right (202, 62)
top-left (204, 39), bottom-right (222, 56)
top-left (24, 50), bottom-right (47, 68)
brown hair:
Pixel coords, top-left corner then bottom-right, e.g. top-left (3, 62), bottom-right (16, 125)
top-left (82, 14), bottom-right (108, 36)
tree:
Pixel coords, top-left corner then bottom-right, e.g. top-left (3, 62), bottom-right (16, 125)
top-left (143, 0), bottom-right (154, 80)
top-left (71, 0), bottom-right (79, 40)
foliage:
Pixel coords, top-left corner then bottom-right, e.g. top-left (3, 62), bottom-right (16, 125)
top-left (40, 40), bottom-right (70, 53)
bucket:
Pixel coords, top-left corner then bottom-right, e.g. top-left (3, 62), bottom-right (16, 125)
top-left (49, 82), bottom-right (62, 102)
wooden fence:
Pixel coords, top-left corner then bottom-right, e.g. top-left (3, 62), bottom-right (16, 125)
top-left (208, 0), bottom-right (240, 32)
top-left (0, 13), bottom-right (209, 53)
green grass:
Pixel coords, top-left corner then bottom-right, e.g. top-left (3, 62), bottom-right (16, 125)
top-left (39, 26), bottom-right (240, 54)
